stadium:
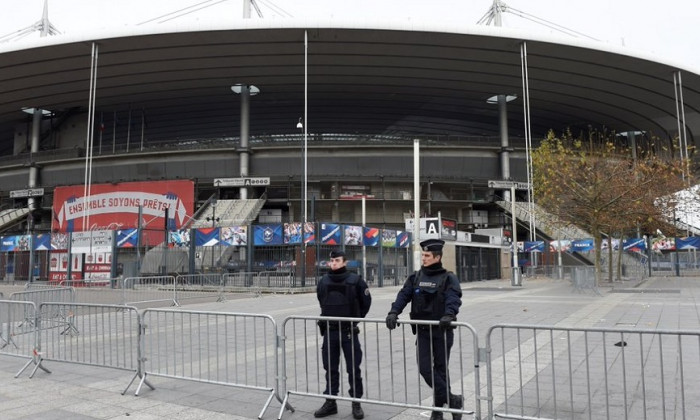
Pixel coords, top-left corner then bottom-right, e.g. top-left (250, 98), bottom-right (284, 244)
top-left (0, 1), bottom-right (698, 284)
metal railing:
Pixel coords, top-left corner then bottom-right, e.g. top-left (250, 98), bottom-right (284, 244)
top-left (0, 303), bottom-right (697, 419)
top-left (485, 323), bottom-right (700, 420)
top-left (33, 302), bottom-right (145, 394)
top-left (278, 316), bottom-right (480, 420)
top-left (137, 308), bottom-right (281, 419)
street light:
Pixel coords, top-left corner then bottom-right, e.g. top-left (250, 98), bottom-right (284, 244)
top-left (206, 200), bottom-right (220, 271)
top-left (296, 118), bottom-right (307, 285)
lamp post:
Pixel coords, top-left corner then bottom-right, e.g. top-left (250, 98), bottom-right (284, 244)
top-left (206, 200), bottom-right (220, 271)
top-left (296, 118), bottom-right (307, 285)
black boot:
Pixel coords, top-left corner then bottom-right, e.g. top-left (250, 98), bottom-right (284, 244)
top-left (314, 399), bottom-right (338, 418)
top-left (430, 411), bottom-right (444, 420)
top-left (449, 394), bottom-right (464, 420)
top-left (351, 402), bottom-right (364, 419)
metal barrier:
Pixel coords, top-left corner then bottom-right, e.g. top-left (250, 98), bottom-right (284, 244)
top-left (570, 266), bottom-right (601, 295)
top-left (485, 324), bottom-right (700, 419)
top-left (137, 308), bottom-right (283, 419)
top-left (9, 287), bottom-right (76, 325)
top-left (59, 279), bottom-right (124, 305)
top-left (256, 271), bottom-right (294, 288)
top-left (0, 300), bottom-right (44, 377)
top-left (122, 276), bottom-right (177, 306)
top-left (174, 273), bottom-right (224, 303)
top-left (32, 303), bottom-right (149, 394)
top-left (278, 316), bottom-right (479, 420)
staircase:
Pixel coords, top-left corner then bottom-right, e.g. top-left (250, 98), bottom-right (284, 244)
top-left (496, 200), bottom-right (641, 274)
top-left (0, 208), bottom-right (30, 232)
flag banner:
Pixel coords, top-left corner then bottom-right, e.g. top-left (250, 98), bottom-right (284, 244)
top-left (651, 237), bottom-right (675, 251)
top-left (674, 237), bottom-right (699, 250)
top-left (344, 225), bottom-right (363, 245)
top-left (622, 238), bottom-right (647, 252)
top-left (396, 231), bottom-right (410, 248)
top-left (523, 241), bottom-right (545, 253)
top-left (33, 234), bottom-right (51, 250)
top-left (221, 226), bottom-right (247, 246)
top-left (1, 235), bottom-right (30, 252)
top-left (169, 229), bottom-right (190, 247)
top-left (363, 227), bottom-right (380, 247)
top-left (321, 223), bottom-right (341, 245)
top-left (549, 240), bottom-right (571, 252)
top-left (284, 223), bottom-right (302, 244)
top-left (254, 224), bottom-right (283, 245)
top-left (116, 229), bottom-right (139, 248)
top-left (382, 229), bottom-right (397, 247)
top-left (51, 232), bottom-right (69, 250)
top-left (196, 228), bottom-right (220, 246)
top-left (571, 239), bottom-right (594, 252)
top-left (303, 222), bottom-right (316, 244)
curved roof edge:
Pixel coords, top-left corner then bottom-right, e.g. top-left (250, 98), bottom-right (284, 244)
top-left (2, 17), bottom-right (699, 76)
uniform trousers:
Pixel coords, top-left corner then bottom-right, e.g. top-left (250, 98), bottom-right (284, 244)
top-left (416, 326), bottom-right (454, 407)
top-left (321, 328), bottom-right (364, 398)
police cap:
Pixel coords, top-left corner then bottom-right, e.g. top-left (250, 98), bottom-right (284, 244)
top-left (329, 250), bottom-right (346, 259)
top-left (420, 238), bottom-right (445, 252)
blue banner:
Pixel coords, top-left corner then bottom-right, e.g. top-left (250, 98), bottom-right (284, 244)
top-left (363, 227), bottom-right (380, 247)
top-left (284, 223), bottom-right (302, 244)
top-left (622, 237), bottom-right (647, 252)
top-left (33, 234), bottom-right (51, 251)
top-left (254, 224), bottom-right (283, 245)
top-left (0, 235), bottom-right (30, 252)
top-left (116, 229), bottom-right (139, 248)
top-left (195, 228), bottom-right (220, 247)
top-left (571, 239), bottom-right (594, 252)
top-left (675, 237), bottom-right (700, 250)
top-left (396, 231), bottom-right (410, 248)
top-left (303, 222), bottom-right (316, 244)
top-left (523, 241), bottom-right (545, 253)
top-left (321, 223), bottom-right (341, 245)
top-left (169, 230), bottom-right (190, 247)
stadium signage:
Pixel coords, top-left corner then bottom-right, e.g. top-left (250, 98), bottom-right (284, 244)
top-left (10, 188), bottom-right (44, 198)
top-left (214, 177), bottom-right (270, 187)
top-left (487, 180), bottom-right (530, 190)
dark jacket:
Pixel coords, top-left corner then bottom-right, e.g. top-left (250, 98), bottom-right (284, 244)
top-left (317, 267), bottom-right (372, 329)
top-left (389, 262), bottom-right (462, 320)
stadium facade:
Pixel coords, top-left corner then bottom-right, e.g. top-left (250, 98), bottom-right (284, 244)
top-left (0, 18), bottom-right (698, 282)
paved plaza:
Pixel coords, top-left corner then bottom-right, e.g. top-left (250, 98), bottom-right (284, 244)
top-left (0, 274), bottom-right (697, 419)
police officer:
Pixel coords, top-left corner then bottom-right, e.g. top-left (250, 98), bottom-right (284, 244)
top-left (385, 239), bottom-right (463, 420)
top-left (315, 250), bottom-right (372, 419)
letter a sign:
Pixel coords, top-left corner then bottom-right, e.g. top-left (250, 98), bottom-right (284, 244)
top-left (426, 219), bottom-right (439, 235)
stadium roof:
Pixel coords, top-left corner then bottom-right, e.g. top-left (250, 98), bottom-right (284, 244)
top-left (1, 19), bottom-right (699, 148)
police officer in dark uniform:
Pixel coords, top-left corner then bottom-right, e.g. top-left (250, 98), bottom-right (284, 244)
top-left (385, 239), bottom-right (463, 420)
top-left (315, 250), bottom-right (372, 419)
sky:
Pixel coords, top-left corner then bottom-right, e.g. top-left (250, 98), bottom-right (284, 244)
top-left (2, 0), bottom-right (700, 70)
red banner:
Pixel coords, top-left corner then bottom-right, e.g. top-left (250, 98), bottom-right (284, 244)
top-left (52, 180), bottom-right (194, 233)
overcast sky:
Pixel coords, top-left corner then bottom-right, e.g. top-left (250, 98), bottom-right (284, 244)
top-left (2, 0), bottom-right (700, 70)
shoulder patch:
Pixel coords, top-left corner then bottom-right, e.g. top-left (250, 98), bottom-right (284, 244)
top-left (364, 288), bottom-right (371, 296)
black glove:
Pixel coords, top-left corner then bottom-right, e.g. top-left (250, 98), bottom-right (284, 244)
top-left (317, 320), bottom-right (327, 336)
top-left (439, 314), bottom-right (456, 329)
top-left (386, 312), bottom-right (398, 330)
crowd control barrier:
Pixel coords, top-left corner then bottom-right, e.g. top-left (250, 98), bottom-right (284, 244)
top-left (0, 300), bottom-right (45, 377)
top-left (278, 316), bottom-right (480, 420)
top-left (485, 324), bottom-right (700, 420)
top-left (32, 303), bottom-right (146, 394)
top-left (122, 276), bottom-right (177, 306)
top-left (174, 273), bottom-right (225, 303)
top-left (138, 308), bottom-right (284, 419)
